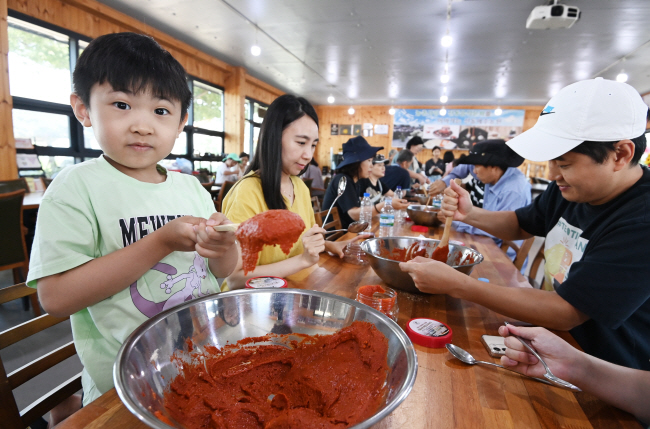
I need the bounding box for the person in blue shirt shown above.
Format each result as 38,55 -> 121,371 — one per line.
383,149 -> 414,191
450,140 -> 531,260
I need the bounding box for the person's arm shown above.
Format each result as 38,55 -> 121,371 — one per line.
499,325 -> 650,424
399,257 -> 588,330
406,168 -> 428,185
442,180 -> 533,241
226,224 -> 326,289
38,215 -> 236,317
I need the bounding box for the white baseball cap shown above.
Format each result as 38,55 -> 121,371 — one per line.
507,78 -> 649,162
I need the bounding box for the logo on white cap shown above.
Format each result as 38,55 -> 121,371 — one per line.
507,78 -> 649,162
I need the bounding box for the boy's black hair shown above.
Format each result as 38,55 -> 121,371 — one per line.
570,133 -> 647,165
73,32 -> 192,121
245,94 -> 319,210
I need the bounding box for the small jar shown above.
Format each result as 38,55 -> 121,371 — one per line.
356,285 -> 398,321
245,276 -> 288,289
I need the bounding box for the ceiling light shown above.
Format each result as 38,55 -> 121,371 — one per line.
348,107 -> 355,115
494,108 -> 503,116
441,34 -> 452,47
440,74 -> 449,84
616,71 -> 628,83
439,108 -> 447,116
440,95 -> 448,104
327,95 -> 335,104
250,45 -> 261,56
388,107 -> 396,115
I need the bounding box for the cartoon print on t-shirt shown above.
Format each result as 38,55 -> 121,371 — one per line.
130,252 -> 209,318
542,217 -> 588,291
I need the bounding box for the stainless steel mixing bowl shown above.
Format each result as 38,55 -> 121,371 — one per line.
406,204 -> 442,227
361,237 -> 484,293
114,289 -> 418,429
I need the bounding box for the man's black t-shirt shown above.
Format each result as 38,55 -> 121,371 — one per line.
357,178 -> 389,204
322,173 -> 361,228
515,166 -> 650,370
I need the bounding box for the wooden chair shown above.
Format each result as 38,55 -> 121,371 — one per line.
0,283 -> 82,428
214,180 -> 236,212
0,190 -> 40,316
527,240 -> 546,289
500,237 -> 535,271
314,207 -> 344,241
0,179 -> 30,194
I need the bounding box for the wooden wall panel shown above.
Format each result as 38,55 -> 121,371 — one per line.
0,0 -> 18,179
224,67 -> 245,155
315,105 -> 544,168
245,75 -> 283,105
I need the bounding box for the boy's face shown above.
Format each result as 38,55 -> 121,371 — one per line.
549,151 -> 618,205
71,83 -> 187,182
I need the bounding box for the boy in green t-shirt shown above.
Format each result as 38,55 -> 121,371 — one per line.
27,32 -> 238,412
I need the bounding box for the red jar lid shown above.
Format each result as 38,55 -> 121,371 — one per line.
245,276 -> 288,289
405,318 -> 453,348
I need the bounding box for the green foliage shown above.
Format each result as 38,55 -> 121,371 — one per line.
8,25 -> 70,70
193,86 -> 223,124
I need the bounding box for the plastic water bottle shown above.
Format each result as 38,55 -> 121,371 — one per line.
379,197 -> 395,237
359,192 -> 373,230
394,186 -> 405,224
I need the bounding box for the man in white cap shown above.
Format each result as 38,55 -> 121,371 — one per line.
400,78 -> 650,371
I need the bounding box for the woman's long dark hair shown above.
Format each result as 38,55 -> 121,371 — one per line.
245,94 -> 319,210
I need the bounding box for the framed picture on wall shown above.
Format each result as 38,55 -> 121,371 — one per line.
330,124 -> 339,135
352,124 -> 362,136
340,125 -> 352,135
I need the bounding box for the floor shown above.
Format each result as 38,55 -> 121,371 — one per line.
0,270 -> 83,424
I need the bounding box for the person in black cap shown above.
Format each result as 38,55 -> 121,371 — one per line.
323,136 -> 409,228
448,140 -> 532,260
357,153 -> 395,204
392,136 -> 429,186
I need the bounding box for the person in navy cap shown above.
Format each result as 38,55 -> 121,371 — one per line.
323,136 -> 408,228
450,139 -> 531,260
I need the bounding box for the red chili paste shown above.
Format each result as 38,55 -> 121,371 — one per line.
163,321 -> 389,429
236,210 -> 305,275
431,244 -> 449,263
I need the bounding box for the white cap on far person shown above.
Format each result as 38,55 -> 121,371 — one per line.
507,78 -> 649,162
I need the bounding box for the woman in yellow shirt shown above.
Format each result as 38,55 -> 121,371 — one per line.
223,95 -> 353,288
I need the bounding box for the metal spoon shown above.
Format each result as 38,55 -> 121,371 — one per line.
322,221 -> 369,235
503,321 -> 581,391
322,176 -> 347,226
445,343 -> 556,387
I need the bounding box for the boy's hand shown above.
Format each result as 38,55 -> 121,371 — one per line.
195,213 -> 237,259
159,216 -> 205,252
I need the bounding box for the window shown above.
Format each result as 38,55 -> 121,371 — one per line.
8,13 -> 95,178
245,98 -> 268,155
8,13 -> 226,177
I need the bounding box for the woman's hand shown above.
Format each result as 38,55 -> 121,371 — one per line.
391,198 -> 410,211
300,224 -> 326,266
194,213 -> 238,259
326,233 -> 373,258
498,325 -> 581,383
441,180 -> 473,221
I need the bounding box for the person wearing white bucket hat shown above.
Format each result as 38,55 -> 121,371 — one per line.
400,78 -> 650,372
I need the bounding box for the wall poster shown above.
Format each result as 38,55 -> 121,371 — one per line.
392,109 -> 526,150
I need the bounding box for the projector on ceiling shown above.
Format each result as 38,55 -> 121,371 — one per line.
526,1 -> 581,30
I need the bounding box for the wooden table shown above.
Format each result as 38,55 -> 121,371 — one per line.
57,221 -> 641,429
22,191 -> 44,210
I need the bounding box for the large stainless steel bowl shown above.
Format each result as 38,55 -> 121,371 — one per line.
407,204 -> 442,227
361,237 -> 484,293
114,289 -> 418,429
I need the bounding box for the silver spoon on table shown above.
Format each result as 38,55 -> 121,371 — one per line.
445,343 -> 557,387
322,175 -> 347,226
503,321 -> 581,391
